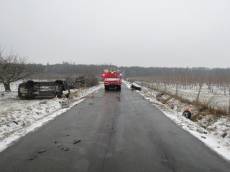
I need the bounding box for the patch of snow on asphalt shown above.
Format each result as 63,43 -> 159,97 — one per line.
0,84 -> 102,152
124,81 -> 230,161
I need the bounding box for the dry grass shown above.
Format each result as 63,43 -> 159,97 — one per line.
145,82 -> 229,118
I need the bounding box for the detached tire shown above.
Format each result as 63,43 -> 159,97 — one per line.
183,111 -> 192,119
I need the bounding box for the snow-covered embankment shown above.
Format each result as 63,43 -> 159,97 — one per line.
0,83 -> 102,152
124,81 -> 230,161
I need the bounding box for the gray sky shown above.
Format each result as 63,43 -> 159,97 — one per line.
0,0 -> 230,67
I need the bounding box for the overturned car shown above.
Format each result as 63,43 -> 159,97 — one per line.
18,80 -> 68,99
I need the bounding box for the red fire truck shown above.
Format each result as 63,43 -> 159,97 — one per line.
101,70 -> 122,91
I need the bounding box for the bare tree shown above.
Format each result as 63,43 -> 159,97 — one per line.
0,51 -> 28,92
196,82 -> 204,103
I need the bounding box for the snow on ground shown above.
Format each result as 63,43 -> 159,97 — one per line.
124,81 -> 230,161
0,82 -> 103,152
149,83 -> 230,112
0,80 -> 23,93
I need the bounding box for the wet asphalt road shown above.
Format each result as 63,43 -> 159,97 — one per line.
0,86 -> 230,172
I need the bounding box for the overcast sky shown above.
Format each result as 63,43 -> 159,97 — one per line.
0,0 -> 230,67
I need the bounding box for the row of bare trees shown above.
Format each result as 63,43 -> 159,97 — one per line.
125,67 -> 230,94
126,67 -> 230,113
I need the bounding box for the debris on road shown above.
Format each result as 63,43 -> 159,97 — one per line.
37,148 -> 47,154
28,155 -> 38,161
73,139 -> 81,145
60,147 -> 70,152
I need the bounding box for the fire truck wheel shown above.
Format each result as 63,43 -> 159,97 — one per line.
105,86 -> 109,91
117,86 -> 121,91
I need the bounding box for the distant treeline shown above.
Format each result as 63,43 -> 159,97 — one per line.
27,64 -> 230,85
122,67 -> 230,86
27,63 -> 118,79
2,46 -> 230,90
23,63 -> 230,88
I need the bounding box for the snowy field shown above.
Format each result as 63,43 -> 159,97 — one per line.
145,82 -> 230,113
124,81 -> 230,161
0,81 -> 103,152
